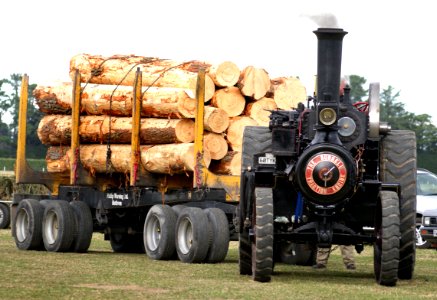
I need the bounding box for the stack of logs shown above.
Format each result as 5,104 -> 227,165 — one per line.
34,54 -> 307,177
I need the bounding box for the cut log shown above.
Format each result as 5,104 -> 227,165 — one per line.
33,82 -> 197,118
245,97 -> 277,126
226,116 -> 258,151
211,87 -> 246,117
238,66 -> 270,100
38,115 -> 195,145
269,77 -> 307,109
208,61 -> 240,87
70,54 -> 215,101
142,143 -> 211,174
203,132 -> 228,160
203,106 -> 229,133
46,143 -> 210,175
209,151 -> 242,176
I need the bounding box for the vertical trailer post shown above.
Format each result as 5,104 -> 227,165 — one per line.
130,68 -> 142,185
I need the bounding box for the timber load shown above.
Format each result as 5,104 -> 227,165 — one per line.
34,54 -> 307,177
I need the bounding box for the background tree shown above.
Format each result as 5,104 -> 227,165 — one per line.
0,74 -> 45,159
348,75 -> 368,103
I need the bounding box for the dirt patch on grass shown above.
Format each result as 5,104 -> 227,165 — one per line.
74,283 -> 168,294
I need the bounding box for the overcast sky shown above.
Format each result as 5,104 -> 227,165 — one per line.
2,0 -> 437,125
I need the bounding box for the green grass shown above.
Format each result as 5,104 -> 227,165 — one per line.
0,157 -> 46,172
1,230 -> 437,299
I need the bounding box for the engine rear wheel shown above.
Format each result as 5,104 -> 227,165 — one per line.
380,130 -> 416,280
374,191 -> 400,287
251,187 -> 274,282
13,199 -> 45,250
239,126 -> 272,275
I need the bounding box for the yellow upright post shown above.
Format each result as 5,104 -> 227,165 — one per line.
70,70 -> 81,185
130,68 -> 142,185
15,74 -> 29,183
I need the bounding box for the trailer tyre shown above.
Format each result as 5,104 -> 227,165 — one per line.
380,130 -> 416,280
204,208 -> 230,263
69,201 -> 93,253
175,207 -> 210,263
374,191 -> 400,287
144,204 -> 177,260
278,242 -> 315,266
42,200 -> 76,252
13,199 -> 45,250
110,231 -> 145,253
0,202 -> 10,229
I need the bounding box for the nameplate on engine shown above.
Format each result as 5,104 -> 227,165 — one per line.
258,154 -> 276,165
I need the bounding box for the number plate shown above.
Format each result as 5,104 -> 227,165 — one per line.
433,229 -> 437,237
258,155 -> 276,165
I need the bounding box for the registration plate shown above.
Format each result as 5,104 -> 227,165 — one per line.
258,154 -> 276,165
433,229 -> 437,237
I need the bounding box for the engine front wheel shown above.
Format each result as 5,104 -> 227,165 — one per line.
374,191 -> 400,287
251,187 -> 274,282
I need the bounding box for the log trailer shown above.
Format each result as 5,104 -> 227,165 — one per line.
238,27 -> 417,286
11,68 -> 239,263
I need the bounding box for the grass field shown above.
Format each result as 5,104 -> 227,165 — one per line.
1,230 -> 437,299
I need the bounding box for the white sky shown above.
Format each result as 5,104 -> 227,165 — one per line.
1,0 -> 437,125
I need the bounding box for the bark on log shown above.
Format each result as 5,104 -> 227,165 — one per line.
238,66 -> 270,100
203,132 -> 228,160
33,82 -> 197,118
211,86 -> 246,117
203,106 -> 229,133
46,143 -> 210,175
38,115 -> 195,145
226,116 -> 258,151
245,97 -> 277,126
268,77 -> 307,109
208,61 -> 240,87
69,54 -> 215,101
209,151 -> 241,176
142,143 -> 211,174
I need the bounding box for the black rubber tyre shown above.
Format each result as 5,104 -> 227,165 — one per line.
278,242 -> 315,266
241,126 -> 272,172
204,208 -> 230,263
0,202 -> 10,229
69,201 -> 93,253
239,126 -> 272,275
251,187 -> 274,282
171,205 -> 187,217
13,199 -> 45,250
42,200 -> 76,252
175,207 -> 210,263
144,204 -> 177,260
374,191 -> 400,287
380,130 -> 416,280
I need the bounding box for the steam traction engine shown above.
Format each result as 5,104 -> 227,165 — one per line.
238,27 -> 416,286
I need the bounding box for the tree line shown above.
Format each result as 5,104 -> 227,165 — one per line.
0,74 -> 436,171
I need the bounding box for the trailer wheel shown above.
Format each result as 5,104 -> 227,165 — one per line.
175,207 -> 210,263
42,200 -> 76,252
380,130 -> 416,280
144,204 -> 177,260
0,202 -> 10,229
251,187 -> 274,282
204,208 -> 230,263
374,191 -> 400,287
171,205 -> 187,216
13,199 -> 45,250
69,201 -> 93,253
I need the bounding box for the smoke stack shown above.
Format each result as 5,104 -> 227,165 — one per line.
314,28 -> 347,103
